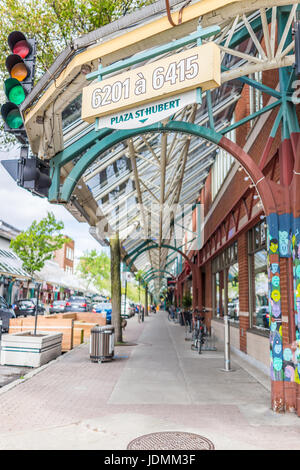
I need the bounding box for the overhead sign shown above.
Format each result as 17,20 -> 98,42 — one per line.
82,42 -> 220,124
96,89 -> 197,130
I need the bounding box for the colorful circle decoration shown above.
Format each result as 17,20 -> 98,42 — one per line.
270,239 -> 279,254
274,342 -> 282,356
283,348 -> 293,362
272,302 -> 281,318
284,365 -> 295,382
271,289 -> 281,302
271,275 -> 280,287
273,357 -> 283,371
271,263 -> 279,274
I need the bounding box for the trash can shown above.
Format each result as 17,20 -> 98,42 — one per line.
90,325 -> 115,363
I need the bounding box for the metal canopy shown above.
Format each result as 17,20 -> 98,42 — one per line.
20,0 -> 298,295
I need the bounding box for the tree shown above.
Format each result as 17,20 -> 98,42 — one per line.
110,232 -> 122,343
122,280 -> 144,304
0,0 -> 153,79
135,269 -> 146,304
0,0 -> 153,146
10,212 -> 70,276
77,249 -> 110,292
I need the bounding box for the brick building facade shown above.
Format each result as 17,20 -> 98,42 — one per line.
53,236 -> 75,275
175,67 -> 300,413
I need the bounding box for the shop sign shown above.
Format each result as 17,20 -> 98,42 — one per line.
82,42 -> 220,124
96,89 -> 196,130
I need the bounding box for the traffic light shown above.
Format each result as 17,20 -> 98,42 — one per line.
1,147 -> 52,198
1,31 -> 36,143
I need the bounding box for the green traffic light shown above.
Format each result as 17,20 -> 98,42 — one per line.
6,108 -> 23,129
8,83 -> 25,105
4,77 -> 26,105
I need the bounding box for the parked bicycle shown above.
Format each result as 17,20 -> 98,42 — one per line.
191,309 -> 208,354
182,309 -> 192,336
167,306 -> 179,323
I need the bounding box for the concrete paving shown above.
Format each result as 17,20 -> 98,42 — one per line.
0,311 -> 300,450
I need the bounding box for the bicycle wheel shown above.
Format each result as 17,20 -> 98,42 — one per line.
191,331 -> 199,351
191,328 -> 197,343
198,333 -> 202,354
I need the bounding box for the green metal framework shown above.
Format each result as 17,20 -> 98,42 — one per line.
43,3 -> 300,296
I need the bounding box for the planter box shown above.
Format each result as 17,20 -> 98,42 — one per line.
0,331 -> 63,368
9,317 -> 74,351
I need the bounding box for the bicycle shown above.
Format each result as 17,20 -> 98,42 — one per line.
182,309 -> 192,339
191,309 -> 207,354
168,306 -> 179,323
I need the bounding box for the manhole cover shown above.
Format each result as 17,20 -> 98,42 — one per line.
127,432 -> 215,450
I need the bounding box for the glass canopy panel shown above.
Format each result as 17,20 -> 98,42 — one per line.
60,11 -> 269,293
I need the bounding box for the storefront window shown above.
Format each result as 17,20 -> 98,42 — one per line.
249,221 -> 269,331
213,242 -> 239,322
228,263 -> 239,322
215,271 -> 225,318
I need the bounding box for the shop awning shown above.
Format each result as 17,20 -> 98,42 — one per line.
0,249 -> 31,280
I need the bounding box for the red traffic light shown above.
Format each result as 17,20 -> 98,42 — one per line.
8,31 -> 31,58
2,31 -> 36,144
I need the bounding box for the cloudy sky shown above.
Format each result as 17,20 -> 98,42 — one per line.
0,147 -> 107,260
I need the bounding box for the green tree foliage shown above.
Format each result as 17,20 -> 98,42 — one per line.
0,0 -> 153,146
76,250 -> 146,302
0,0 -> 153,80
77,249 -> 110,292
10,212 -> 70,276
134,269 -> 146,303
123,279 -> 145,304
182,293 -> 192,309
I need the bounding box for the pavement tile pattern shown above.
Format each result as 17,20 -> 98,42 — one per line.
0,312 -> 300,450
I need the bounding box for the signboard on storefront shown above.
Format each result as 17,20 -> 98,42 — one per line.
81,42 -> 220,124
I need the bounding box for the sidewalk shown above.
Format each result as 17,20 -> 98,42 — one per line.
0,311 -> 300,450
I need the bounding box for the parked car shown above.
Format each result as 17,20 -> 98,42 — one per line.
0,296 -> 15,332
65,296 -> 91,312
121,301 -> 135,319
256,306 -> 270,328
49,300 -> 66,314
13,299 -> 45,317
31,298 -> 46,314
92,302 -> 112,324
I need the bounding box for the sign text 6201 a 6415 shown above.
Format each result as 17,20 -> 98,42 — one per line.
81,42 -> 220,124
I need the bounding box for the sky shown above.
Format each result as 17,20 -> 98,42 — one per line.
0,147 -> 107,261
